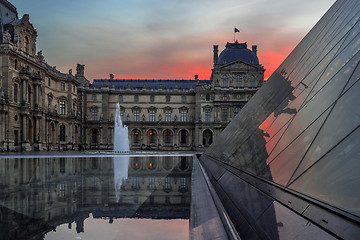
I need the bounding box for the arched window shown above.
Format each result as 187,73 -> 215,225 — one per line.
147,157 -> 157,170
133,129 -> 140,144
148,129 -> 157,145
179,156 -> 189,170
132,157 -> 141,170
163,129 -> 173,145
179,130 -> 188,145
203,129 -> 213,147
91,128 -> 97,144
60,125 -> 66,141
163,156 -> 173,170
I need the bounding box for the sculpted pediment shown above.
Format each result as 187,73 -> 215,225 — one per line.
219,60 -> 260,71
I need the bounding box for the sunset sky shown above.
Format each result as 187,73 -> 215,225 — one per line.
11,0 -> 335,81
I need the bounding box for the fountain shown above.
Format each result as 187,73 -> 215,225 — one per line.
113,102 -> 130,202
114,102 -> 130,152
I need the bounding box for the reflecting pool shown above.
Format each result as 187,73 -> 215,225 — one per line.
0,155 -> 192,240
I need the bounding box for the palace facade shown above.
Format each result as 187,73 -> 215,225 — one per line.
0,0 -> 265,151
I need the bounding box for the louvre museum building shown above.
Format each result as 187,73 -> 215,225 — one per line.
0,0 -> 264,151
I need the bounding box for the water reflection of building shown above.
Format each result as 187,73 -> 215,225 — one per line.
0,156 -> 192,239
0,0 -> 264,151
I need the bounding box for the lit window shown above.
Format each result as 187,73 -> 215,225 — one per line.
149,110 -> 155,121
133,130 -> 140,144
205,109 -> 211,122
181,110 -> 187,122
149,130 -> 156,144
59,101 -> 66,115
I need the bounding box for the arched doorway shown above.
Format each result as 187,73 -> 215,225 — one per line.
163,129 -> 173,145
179,129 -> 188,146
147,129 -> 157,146
203,129 -> 213,147
132,129 -> 141,145
90,128 -> 98,147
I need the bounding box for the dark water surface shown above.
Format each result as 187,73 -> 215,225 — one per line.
0,155 -> 192,240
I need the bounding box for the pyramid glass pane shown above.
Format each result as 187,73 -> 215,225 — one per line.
204,0 -> 360,218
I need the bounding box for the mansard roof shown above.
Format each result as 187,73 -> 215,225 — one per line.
91,79 -> 210,89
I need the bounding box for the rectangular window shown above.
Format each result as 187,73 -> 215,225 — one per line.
61,82 -> 65,91
249,77 -> 256,88
221,77 -> 229,87
149,177 -> 155,189
134,95 -> 139,102
205,109 -> 211,122
91,109 -> 98,120
165,110 -> 171,121
235,75 -> 242,87
134,110 -> 139,121
92,94 -> 97,101
59,101 -> 66,115
181,95 -> 186,103
166,95 -> 171,102
181,110 -> 187,122
221,108 -> 228,122
48,78 -> 51,87
119,95 -> 123,102
150,95 -> 155,102
149,110 -> 155,121
68,84 -> 71,91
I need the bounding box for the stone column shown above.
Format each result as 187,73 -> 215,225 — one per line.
22,115 -> 27,142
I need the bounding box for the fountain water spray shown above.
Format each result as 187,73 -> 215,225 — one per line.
113,102 -> 130,202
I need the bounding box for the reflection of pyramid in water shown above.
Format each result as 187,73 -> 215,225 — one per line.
201,0 -> 360,238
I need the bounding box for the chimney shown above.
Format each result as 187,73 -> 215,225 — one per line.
110,74 -> 114,80
252,45 -> 257,55
213,45 -> 218,66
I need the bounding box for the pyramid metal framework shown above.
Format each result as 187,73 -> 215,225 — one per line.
201,0 -> 360,238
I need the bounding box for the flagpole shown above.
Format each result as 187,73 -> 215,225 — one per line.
234,26 -> 235,42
